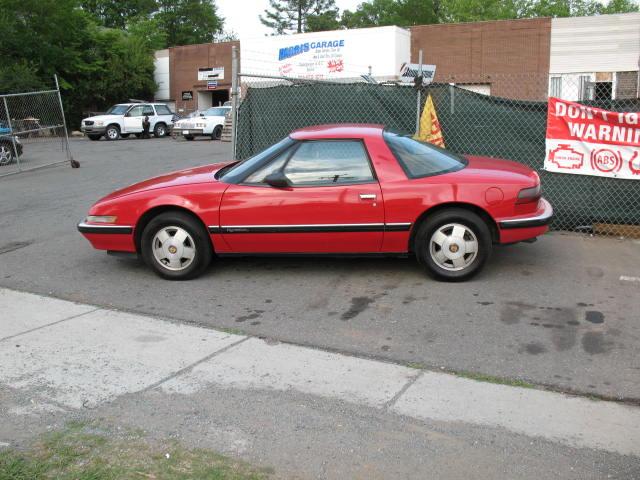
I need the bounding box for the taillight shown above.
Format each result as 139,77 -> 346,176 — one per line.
516,184 -> 541,204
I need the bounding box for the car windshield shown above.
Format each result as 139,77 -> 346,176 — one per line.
203,107 -> 229,116
105,105 -> 130,115
218,137 -> 295,183
383,130 -> 467,178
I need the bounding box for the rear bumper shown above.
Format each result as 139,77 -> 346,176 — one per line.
498,198 -> 553,229
497,198 -> 553,244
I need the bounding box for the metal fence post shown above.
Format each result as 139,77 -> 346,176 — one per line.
415,50 -> 423,136
3,96 -> 21,172
449,82 -> 455,115
231,45 -> 239,160
54,75 -> 78,168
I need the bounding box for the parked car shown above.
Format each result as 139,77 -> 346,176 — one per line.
77,124 -> 553,281
173,106 -> 231,140
80,103 -> 174,141
0,121 -> 23,166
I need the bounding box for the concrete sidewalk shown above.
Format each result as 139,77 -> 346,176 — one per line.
1,287 -> 639,478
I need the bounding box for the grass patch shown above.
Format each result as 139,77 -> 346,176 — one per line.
405,362 -> 426,370
0,422 -> 271,480
455,371 -> 535,389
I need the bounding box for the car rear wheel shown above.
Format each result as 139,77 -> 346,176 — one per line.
0,142 -> 15,165
87,134 -> 101,141
154,123 -> 167,138
414,208 -> 492,282
105,125 -> 120,141
141,211 -> 212,280
211,125 -> 222,140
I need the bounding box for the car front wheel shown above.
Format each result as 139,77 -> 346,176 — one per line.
141,211 -> 212,280
105,125 -> 120,141
0,142 -> 15,165
414,208 -> 492,282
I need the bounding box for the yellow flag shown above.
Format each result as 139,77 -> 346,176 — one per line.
414,94 -> 445,148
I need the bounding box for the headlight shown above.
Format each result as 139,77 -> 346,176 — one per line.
86,215 -> 118,223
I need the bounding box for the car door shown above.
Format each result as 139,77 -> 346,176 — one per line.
219,140 -> 384,253
123,105 -> 144,133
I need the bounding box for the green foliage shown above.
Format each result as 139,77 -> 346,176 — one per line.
155,0 -> 224,47
80,0 -> 157,29
341,0 -> 639,27
0,0 -> 157,126
260,0 -> 339,34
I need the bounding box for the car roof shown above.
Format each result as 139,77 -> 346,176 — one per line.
290,124 -> 385,140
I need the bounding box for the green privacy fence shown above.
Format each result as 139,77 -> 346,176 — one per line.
236,78 -> 640,233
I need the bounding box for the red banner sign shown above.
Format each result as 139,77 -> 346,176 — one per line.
544,97 -> 640,179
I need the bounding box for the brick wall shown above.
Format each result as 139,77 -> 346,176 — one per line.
410,18 -> 552,101
616,71 -> 639,99
169,41 -> 239,113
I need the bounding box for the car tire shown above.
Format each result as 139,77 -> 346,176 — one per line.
0,141 -> 15,166
105,124 -> 120,141
184,135 -> 195,141
211,125 -> 222,140
153,123 -> 168,138
414,208 -> 492,282
87,134 -> 101,141
141,211 -> 212,280
120,133 -> 130,138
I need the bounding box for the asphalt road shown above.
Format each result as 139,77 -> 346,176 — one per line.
1,136 -> 639,400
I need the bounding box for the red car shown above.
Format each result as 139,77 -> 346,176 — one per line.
78,124 -> 552,281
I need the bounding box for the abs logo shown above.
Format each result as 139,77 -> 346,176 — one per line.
590,148 -> 622,173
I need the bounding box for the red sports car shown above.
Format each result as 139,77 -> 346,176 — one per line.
78,124 -> 552,281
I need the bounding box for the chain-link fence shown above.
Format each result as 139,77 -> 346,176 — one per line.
233,72 -> 640,236
0,78 -> 74,177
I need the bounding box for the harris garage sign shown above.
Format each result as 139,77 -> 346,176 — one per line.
545,97 -> 640,180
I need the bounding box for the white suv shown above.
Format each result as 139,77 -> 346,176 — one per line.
173,106 -> 231,140
81,103 -> 174,141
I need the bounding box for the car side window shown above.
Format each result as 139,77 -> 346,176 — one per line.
155,105 -> 172,115
283,141 -> 374,186
128,106 -> 144,117
142,105 -> 155,116
243,150 -> 291,184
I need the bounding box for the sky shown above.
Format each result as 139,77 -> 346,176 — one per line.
216,0 -> 364,40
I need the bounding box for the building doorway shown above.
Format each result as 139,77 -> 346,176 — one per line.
196,89 -> 230,110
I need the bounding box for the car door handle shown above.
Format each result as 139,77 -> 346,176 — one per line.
359,194 -> 377,200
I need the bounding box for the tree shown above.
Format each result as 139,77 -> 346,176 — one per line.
155,0 -> 224,46
341,0 -> 439,28
80,0 -> 157,29
260,0 -> 339,34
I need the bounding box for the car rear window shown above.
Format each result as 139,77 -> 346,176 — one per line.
383,131 -> 466,178
155,105 -> 173,115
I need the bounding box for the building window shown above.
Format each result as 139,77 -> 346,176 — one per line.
550,77 -> 562,98
579,75 -> 593,101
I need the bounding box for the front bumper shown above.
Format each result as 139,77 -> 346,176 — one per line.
78,222 -> 136,252
177,128 -> 205,136
81,125 -> 107,135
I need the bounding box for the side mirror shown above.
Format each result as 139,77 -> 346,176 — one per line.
264,171 -> 291,188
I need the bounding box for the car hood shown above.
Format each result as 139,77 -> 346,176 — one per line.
98,162 -> 232,202
461,155 -> 539,184
83,114 -> 121,123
